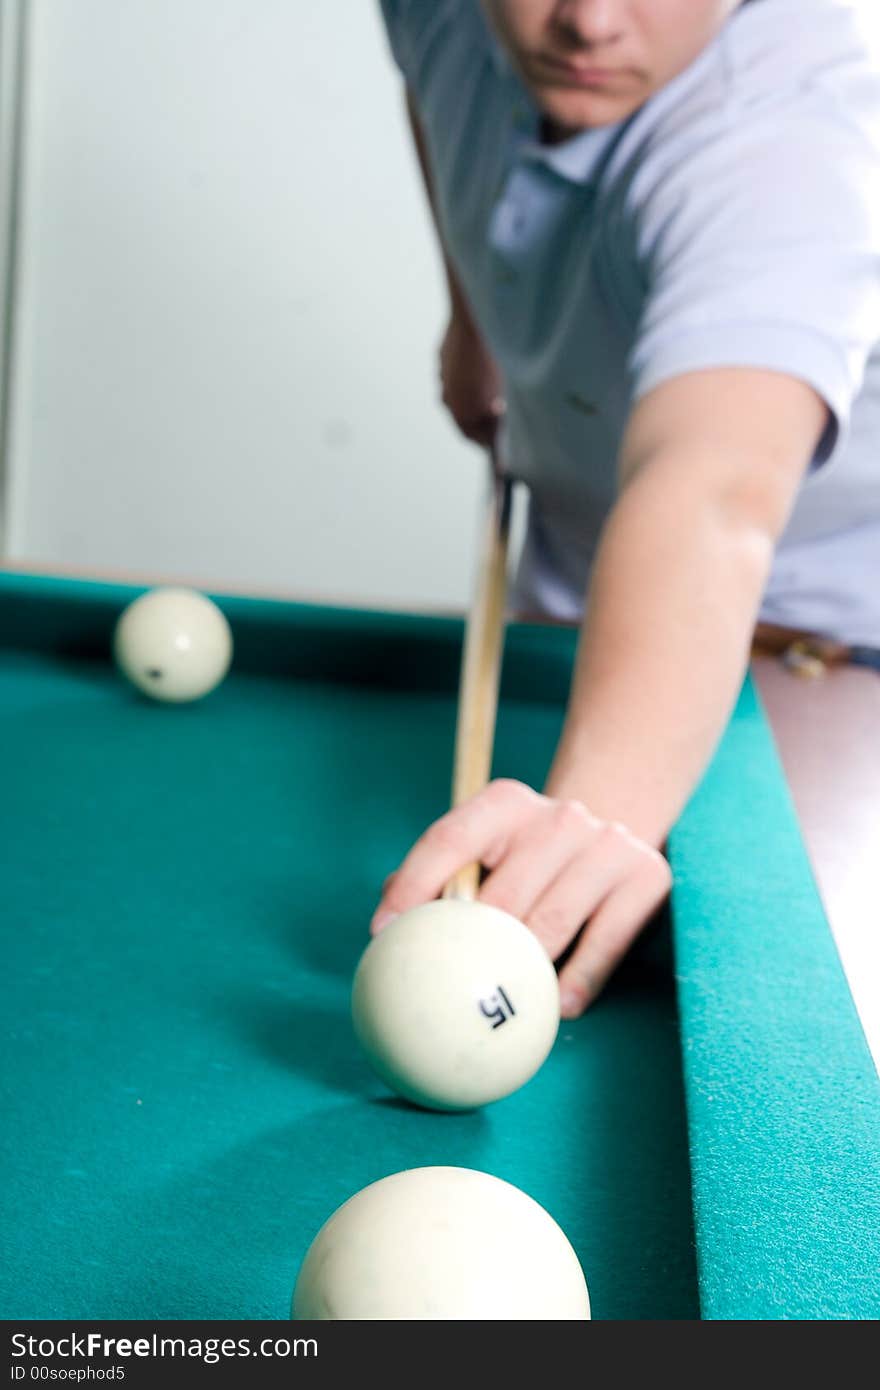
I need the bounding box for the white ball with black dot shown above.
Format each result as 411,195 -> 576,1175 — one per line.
113,587 -> 233,702
292,1166 -> 591,1320
351,898 -> 560,1110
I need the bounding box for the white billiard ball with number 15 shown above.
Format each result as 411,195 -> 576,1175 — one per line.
351,898 -> 560,1110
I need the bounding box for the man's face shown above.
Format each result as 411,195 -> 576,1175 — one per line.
482,0 -> 742,134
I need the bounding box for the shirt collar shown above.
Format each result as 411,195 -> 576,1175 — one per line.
523,121 -> 626,183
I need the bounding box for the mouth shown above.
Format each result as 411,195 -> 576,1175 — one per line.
535,56 -> 634,90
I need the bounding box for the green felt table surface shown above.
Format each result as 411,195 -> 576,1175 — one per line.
1,573 -> 878,1321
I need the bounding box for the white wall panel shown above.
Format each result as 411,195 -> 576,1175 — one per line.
4,0 -> 489,609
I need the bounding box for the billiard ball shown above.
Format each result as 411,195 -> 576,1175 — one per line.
291,1166 -> 591,1320
113,587 -> 233,702
351,898 -> 560,1110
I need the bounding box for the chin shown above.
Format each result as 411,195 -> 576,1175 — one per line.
534,88 -> 641,133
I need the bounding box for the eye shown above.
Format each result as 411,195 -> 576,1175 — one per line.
145,668 -> 164,680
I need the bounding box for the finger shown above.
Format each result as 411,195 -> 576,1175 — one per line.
459,404 -> 505,447
478,799 -> 601,924
557,856 -> 672,1017
462,416 -> 500,447
370,780 -> 540,932
522,823 -> 638,961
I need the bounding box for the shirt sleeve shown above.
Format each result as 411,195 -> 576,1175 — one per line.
377,0 -> 414,79
629,97 -> 880,465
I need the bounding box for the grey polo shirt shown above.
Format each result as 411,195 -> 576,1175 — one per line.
380,0 -> 880,644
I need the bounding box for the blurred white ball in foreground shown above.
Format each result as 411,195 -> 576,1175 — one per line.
292,1166 -> 591,1320
113,587 -> 232,702
351,898 -> 560,1110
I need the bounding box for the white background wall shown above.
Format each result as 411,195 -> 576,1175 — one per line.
1,0 -> 493,610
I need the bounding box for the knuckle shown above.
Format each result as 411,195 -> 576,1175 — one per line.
480,883 -> 519,918
552,798 -> 590,834
481,835 -> 509,870
529,900 -> 575,946
424,817 -> 468,855
600,819 -> 630,846
488,777 -> 530,805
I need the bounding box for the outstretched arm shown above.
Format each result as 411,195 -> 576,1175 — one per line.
544,367 -> 827,843
372,366 -> 827,1015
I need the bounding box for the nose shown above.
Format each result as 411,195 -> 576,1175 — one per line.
552,0 -> 626,49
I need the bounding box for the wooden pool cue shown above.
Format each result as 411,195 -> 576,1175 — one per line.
442,452 -> 513,902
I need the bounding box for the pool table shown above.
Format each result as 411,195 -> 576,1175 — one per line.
1,570 -> 878,1321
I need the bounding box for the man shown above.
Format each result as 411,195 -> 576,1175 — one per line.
369,0 -> 880,1017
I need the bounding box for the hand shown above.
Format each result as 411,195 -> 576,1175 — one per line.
439,312 -> 505,447
370,779 -> 672,1018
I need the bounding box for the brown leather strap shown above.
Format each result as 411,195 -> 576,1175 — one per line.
751,622 -> 852,678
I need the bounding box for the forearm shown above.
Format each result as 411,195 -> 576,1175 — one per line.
544,455 -> 775,846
